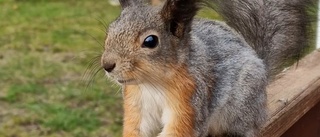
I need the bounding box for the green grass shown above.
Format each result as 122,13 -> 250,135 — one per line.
0,0 -> 123,136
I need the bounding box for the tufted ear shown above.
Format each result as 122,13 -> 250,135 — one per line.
160,0 -> 199,38
119,0 -> 144,9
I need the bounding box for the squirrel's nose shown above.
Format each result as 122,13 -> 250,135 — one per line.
103,63 -> 116,73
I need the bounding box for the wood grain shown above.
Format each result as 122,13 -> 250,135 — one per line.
260,50 -> 320,137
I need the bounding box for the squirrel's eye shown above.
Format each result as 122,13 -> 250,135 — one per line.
142,35 -> 158,48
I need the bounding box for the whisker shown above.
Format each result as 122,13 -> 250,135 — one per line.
82,55 -> 102,81
105,75 -> 122,95
82,57 -> 103,91
84,66 -> 103,92
85,32 -> 105,50
94,17 -> 108,33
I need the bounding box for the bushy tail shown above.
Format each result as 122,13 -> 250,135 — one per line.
209,0 -> 314,76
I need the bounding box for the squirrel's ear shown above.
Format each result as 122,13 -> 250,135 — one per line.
119,0 -> 143,9
160,0 -> 199,38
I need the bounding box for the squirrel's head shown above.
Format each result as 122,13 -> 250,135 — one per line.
101,0 -> 198,85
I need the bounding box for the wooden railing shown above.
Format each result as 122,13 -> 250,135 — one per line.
260,50 -> 320,137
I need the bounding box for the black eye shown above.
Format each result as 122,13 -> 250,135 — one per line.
142,35 -> 158,48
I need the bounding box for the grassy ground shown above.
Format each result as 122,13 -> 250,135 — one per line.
0,0 -> 123,136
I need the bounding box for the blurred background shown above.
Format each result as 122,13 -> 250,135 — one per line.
0,0 -> 123,136
0,0 -> 316,137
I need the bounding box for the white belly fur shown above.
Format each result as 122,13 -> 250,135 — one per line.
138,84 -> 171,137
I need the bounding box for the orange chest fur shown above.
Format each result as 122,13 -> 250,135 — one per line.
123,68 -> 197,137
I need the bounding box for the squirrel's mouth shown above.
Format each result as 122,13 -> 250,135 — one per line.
117,79 -> 136,84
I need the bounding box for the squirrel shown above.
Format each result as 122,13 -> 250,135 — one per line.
101,0 -> 313,136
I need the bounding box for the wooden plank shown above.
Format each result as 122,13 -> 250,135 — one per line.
281,102 -> 320,137
260,50 -> 320,137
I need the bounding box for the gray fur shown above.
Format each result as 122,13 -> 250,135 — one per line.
209,0 -> 313,76
101,0 -> 312,136
189,19 -> 267,137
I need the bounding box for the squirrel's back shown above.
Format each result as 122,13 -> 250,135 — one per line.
189,19 -> 267,136
186,0 -> 314,135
